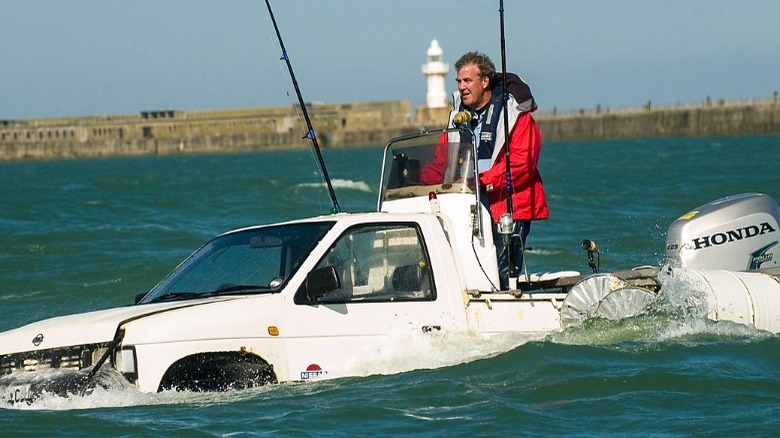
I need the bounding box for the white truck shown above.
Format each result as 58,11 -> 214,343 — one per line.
2,129 -> 779,405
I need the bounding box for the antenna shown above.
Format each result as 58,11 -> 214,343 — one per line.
264,0 -> 341,213
498,0 -> 517,281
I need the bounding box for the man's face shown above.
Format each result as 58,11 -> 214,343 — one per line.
456,63 -> 490,110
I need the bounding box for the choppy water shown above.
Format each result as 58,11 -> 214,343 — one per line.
1,135 -> 779,435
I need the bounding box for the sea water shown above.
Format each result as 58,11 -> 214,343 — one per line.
1,135 -> 779,435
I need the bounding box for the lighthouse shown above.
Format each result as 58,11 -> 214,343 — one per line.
421,39 -> 449,108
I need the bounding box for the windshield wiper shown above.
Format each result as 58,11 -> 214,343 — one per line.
145,285 -> 274,304
208,284 -> 272,296
146,292 -> 209,304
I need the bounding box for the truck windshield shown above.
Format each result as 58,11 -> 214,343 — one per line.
140,222 -> 335,304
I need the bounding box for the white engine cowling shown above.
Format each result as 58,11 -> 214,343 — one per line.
664,193 -> 780,272
662,193 -> 780,333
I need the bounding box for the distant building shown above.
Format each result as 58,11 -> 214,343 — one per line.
422,39 -> 449,109
415,39 -> 452,127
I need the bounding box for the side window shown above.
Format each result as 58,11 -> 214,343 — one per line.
311,224 -> 435,304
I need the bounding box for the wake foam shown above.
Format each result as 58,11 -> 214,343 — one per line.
1,330 -> 536,411
331,329 -> 541,379
550,265 -> 773,346
295,179 -> 372,192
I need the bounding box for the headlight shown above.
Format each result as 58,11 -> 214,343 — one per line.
115,346 -> 137,376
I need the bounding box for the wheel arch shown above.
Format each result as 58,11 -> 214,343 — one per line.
157,350 -> 277,392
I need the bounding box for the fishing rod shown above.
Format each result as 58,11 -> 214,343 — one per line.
264,0 -> 341,214
496,0 -> 519,284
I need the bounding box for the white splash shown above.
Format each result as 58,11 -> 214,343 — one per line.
550,264 -> 773,346
295,179 -> 372,193
333,329 -> 541,379
1,330 -> 536,411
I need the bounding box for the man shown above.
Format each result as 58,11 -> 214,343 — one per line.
437,51 -> 549,290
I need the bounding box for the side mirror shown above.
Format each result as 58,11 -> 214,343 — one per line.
305,266 -> 341,303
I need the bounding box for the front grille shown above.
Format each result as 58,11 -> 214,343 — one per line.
0,344 -> 110,375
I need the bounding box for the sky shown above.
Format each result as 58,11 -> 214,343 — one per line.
1,0 -> 778,120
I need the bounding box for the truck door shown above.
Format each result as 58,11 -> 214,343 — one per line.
284,222 -> 447,380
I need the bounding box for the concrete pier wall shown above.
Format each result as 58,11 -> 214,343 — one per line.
536,98 -> 779,141
1,97 -> 777,161
0,101 -> 412,161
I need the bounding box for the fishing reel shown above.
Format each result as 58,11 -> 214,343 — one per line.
497,213 -> 515,244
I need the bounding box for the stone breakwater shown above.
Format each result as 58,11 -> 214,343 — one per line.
536,97 -> 779,141
1,97 -> 778,161
0,101 -> 413,161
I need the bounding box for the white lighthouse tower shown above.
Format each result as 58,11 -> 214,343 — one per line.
421,39 -> 449,108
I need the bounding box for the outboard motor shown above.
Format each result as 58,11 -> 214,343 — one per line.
561,193 -> 780,333
662,193 -> 780,333
664,193 -> 780,272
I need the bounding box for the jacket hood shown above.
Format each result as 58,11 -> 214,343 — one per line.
490,71 -> 537,113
